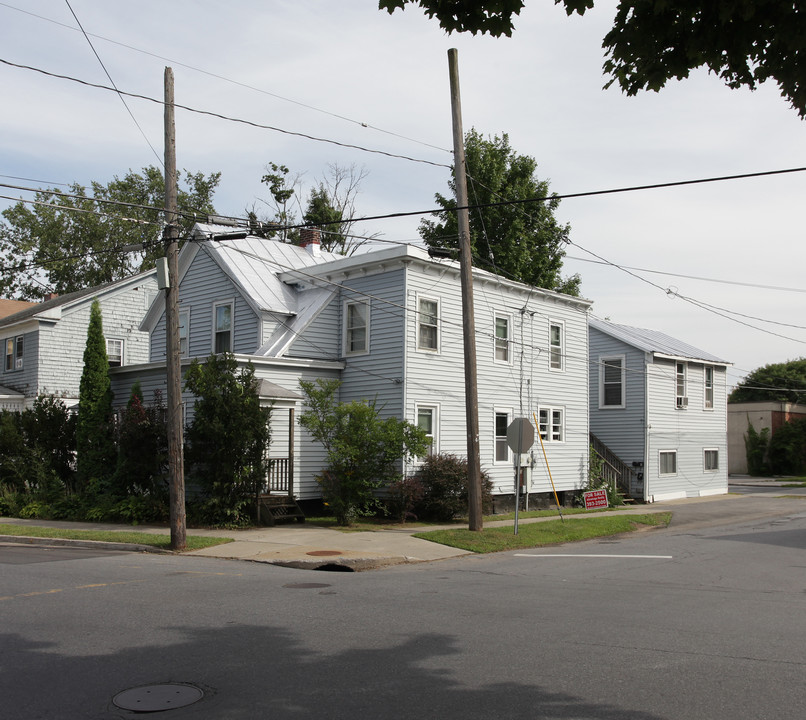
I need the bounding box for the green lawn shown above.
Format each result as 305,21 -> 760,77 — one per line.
0,523 -> 233,551
414,513 -> 672,553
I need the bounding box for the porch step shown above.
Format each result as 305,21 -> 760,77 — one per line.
258,495 -> 305,526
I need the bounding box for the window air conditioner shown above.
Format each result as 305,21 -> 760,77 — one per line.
676,397 -> 688,408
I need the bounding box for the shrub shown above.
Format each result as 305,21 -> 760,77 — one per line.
768,417 -> 806,476
414,453 -> 493,522
387,476 -> 426,523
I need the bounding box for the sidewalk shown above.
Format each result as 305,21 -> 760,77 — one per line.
0,488 -> 799,570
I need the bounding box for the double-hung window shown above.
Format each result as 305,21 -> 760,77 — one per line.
5,336 -> 23,371
704,448 -> 719,472
417,297 -> 439,352
494,314 -> 510,362
344,300 -> 369,355
549,321 -> 563,370
416,405 -> 439,456
676,362 -> 688,408
600,356 -> 625,408
704,366 -> 714,409
659,450 -> 677,475
106,339 -> 123,367
494,411 -> 510,462
213,301 -> 233,353
538,407 -> 564,442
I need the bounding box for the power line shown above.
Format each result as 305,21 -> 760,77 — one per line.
565,255 -> 806,294
63,0 -> 163,168
0,173 -> 71,187
0,58 -> 451,170
0,0 -> 451,156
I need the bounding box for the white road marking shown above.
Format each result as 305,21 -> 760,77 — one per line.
514,554 -> 673,559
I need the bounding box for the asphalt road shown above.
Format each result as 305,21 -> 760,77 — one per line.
2,492 -> 806,719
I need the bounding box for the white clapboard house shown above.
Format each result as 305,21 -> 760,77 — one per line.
110,224 -> 593,514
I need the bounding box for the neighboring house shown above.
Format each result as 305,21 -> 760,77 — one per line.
111,224 -> 593,507
727,401 -> 806,474
588,317 -> 730,502
0,271 -> 158,410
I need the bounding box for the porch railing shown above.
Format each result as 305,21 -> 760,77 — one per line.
263,456 -> 293,496
589,432 -> 634,498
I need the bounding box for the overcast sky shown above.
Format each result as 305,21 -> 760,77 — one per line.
2,0 -> 805,390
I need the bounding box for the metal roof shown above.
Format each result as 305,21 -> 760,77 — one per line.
589,316 -> 730,364
194,224 -> 341,315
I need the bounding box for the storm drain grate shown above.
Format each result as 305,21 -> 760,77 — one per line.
112,683 -> 203,712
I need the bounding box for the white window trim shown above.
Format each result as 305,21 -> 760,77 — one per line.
415,403 -> 440,458
4,335 -> 23,372
703,448 -> 719,472
179,309 -> 190,358
599,355 -> 626,409
548,319 -> 565,372
659,449 -> 678,476
676,361 -> 688,409
106,337 -> 124,367
494,312 -> 512,364
343,299 -> 370,356
212,299 -> 234,354
704,366 -> 714,411
537,406 -> 565,443
494,409 -> 512,465
416,294 -> 440,353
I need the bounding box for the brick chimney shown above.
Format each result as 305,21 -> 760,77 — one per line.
299,227 -> 321,257
44,292 -> 59,301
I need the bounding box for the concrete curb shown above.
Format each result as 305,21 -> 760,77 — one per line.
0,534 -> 170,554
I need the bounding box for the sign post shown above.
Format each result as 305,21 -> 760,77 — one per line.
506,418 -> 534,535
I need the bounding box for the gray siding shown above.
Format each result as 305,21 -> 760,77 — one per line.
337,268 -> 407,418
151,248 -> 260,361
0,328 -> 37,399
285,300 -> 340,360
3,278 -> 154,405
588,327 -> 648,469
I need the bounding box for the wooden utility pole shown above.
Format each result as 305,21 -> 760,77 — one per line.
164,67 -> 186,551
448,49 -> 483,531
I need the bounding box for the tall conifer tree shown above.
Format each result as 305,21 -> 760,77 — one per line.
76,299 -> 115,491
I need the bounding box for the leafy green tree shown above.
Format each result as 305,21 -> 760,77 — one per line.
298,378 -> 429,525
380,1 -> 806,117
745,421 -> 770,476
0,166 -> 220,299
729,359 -> 806,404
76,299 -> 116,492
184,354 -> 271,526
421,129 -> 579,294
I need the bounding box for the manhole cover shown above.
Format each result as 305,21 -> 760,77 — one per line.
306,550 -> 343,556
112,683 -> 203,712
283,582 -> 332,589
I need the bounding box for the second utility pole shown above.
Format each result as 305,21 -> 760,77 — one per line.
448,49 -> 483,531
